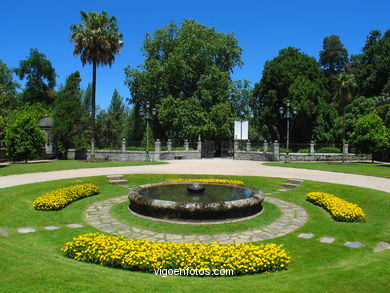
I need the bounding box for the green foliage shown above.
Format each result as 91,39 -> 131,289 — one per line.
253,47 -> 332,143
317,146 -> 341,153
350,29 -> 390,97
319,35 -> 349,76
332,96 -> 376,141
333,72 -> 357,111
125,19 -> 241,140
53,71 -> 87,156
230,79 -> 253,120
5,111 -> 46,162
141,126 -> 154,149
351,112 -> 389,158
107,90 -> 127,148
15,49 -> 56,106
70,10 -> 124,147
298,148 -> 310,153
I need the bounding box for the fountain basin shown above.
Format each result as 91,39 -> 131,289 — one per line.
128,182 -> 265,221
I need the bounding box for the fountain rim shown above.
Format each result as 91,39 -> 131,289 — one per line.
128,181 -> 265,207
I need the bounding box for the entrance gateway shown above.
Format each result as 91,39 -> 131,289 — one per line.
201,140 -> 233,159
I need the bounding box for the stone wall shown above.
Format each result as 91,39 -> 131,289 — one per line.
160,151 -> 201,160
67,149 -> 154,161
233,151 -> 371,162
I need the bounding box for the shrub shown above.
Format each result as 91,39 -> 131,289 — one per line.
298,148 -> 310,153
33,183 -> 100,210
62,233 -> 291,276
279,148 -> 292,153
317,147 -> 341,153
165,178 -> 244,185
306,192 -> 365,222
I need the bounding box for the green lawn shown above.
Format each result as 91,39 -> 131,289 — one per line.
0,174 -> 389,292
0,160 -> 166,176
264,162 -> 390,178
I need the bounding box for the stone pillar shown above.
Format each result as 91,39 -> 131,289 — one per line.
273,140 -> 279,156
246,140 -> 251,152
167,139 -> 172,151
197,136 -> 202,152
310,141 -> 315,155
122,138 -> 126,153
343,141 -> 349,155
91,138 -> 95,159
263,140 -> 268,153
184,139 -> 189,151
154,139 -> 161,161
234,139 -> 239,152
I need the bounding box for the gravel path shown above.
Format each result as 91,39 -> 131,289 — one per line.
0,160 -> 389,192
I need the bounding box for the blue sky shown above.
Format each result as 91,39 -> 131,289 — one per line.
1,0 -> 389,110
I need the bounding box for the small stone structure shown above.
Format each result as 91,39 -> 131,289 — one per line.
38,116 -> 55,157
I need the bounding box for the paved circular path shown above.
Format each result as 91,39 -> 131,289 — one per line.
1,160 -> 389,192
85,194 -> 308,244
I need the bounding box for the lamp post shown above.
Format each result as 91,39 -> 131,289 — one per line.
279,99 -> 298,163
139,101 -> 156,162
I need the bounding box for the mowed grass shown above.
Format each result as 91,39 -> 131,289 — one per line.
0,174 -> 389,292
264,161 -> 390,178
0,160 -> 166,176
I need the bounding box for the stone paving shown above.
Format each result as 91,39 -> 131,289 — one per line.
84,195 -> 308,244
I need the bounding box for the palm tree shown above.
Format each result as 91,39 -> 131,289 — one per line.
333,72 -> 357,161
70,11 -> 123,156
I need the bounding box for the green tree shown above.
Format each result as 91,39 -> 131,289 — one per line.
107,89 -> 127,148
0,61 -> 19,139
253,47 -> 331,143
230,79 -> 253,120
332,96 -> 376,141
333,72 -> 357,110
351,112 -> 389,162
70,10 -> 124,152
15,49 -> 56,106
125,19 -> 241,141
52,71 -> 85,157
5,112 -> 46,163
96,109 -> 110,148
350,29 -> 390,97
319,35 -> 349,77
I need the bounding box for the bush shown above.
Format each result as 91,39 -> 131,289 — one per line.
297,148 -> 310,153
306,192 -> 365,222
62,233 -> 291,276
279,148 -> 292,153
317,147 -> 341,153
33,183 -> 100,210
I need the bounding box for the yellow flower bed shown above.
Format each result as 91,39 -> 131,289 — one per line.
33,183 -> 100,211
165,178 -> 244,185
306,192 -> 365,222
62,233 -> 290,276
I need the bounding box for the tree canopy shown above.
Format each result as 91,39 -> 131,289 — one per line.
319,35 -> 349,77
15,49 -> 56,106
125,19 -> 242,141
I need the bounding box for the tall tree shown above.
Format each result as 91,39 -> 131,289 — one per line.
253,47 -> 332,143
52,71 -> 84,157
15,49 -> 56,106
107,89 -> 127,148
125,19 -> 242,141
350,29 -> 390,97
333,72 -> 357,111
70,11 -> 123,153
0,61 -> 19,139
230,79 -> 253,120
319,35 -> 349,77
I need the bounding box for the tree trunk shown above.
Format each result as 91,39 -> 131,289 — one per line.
91,61 -> 97,159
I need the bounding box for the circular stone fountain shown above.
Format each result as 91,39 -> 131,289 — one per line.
128,182 -> 265,222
